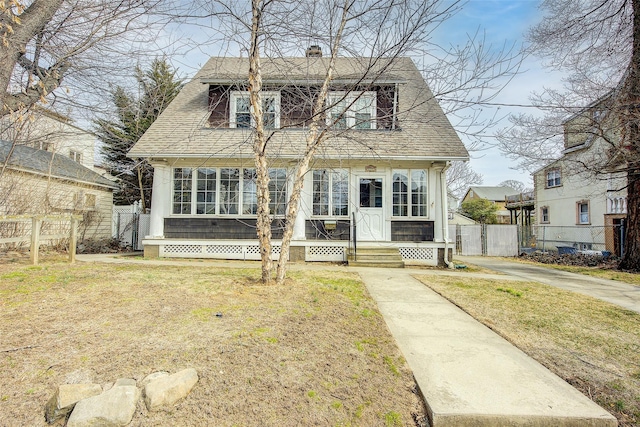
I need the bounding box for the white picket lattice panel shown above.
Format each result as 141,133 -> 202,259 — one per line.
306,246 -> 346,262
164,244 -> 202,255
206,245 -> 243,254
399,247 -> 434,260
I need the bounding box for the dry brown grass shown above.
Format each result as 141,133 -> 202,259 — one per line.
416,273 -> 640,426
0,258 -> 426,427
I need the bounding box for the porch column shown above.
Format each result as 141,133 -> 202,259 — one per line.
148,162 -> 171,238
433,166 -> 446,242
292,174 -> 310,240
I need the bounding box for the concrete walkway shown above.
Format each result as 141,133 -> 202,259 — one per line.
358,268 -> 616,427
75,254 -> 617,426
456,255 -> 640,314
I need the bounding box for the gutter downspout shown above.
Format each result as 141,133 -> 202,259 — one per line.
441,162 -> 453,269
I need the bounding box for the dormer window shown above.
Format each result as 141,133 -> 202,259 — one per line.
229,91 -> 280,129
327,91 -> 376,130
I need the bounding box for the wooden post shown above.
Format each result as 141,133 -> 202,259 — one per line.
30,217 -> 41,265
69,216 -> 78,264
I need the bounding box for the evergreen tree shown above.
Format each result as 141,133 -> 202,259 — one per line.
95,58 -> 183,210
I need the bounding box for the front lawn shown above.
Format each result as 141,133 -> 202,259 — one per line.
0,259 -> 426,426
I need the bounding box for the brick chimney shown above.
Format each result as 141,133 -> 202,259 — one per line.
306,45 -> 322,57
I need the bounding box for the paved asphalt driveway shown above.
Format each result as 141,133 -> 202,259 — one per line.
456,256 -> 640,314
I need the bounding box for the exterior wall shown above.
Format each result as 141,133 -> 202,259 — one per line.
534,137 -> 627,251
0,168 -> 114,240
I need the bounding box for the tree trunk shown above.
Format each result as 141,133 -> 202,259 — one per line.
620,0 -> 640,271
249,0 -> 272,283
136,162 -> 146,212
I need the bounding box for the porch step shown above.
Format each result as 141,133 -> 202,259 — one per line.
347,247 -> 405,268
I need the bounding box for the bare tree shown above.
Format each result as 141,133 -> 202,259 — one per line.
0,0 -> 168,118
498,0 -> 640,271
446,161 -> 483,200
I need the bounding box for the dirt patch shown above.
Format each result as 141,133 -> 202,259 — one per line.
519,251 -> 619,268
0,259 -> 427,426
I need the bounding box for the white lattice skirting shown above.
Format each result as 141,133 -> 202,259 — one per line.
306,245 -> 346,262
399,247 -> 435,261
160,243 -> 281,260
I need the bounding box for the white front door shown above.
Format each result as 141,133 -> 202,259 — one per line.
356,176 -> 385,241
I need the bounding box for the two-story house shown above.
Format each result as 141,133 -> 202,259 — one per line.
533,97 -> 627,255
128,53 -> 469,266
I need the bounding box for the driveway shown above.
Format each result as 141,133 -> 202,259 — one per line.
456,255 -> 640,314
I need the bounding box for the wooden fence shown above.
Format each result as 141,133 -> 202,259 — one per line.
0,215 -> 82,265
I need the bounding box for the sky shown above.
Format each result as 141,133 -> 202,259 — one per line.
430,0 -> 562,187
151,0 -> 562,189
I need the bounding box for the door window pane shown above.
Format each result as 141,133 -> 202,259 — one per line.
360,178 -> 382,208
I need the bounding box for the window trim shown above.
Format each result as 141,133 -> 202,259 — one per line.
392,169 -> 429,218
540,206 -> 549,224
69,150 -> 82,163
576,200 -> 590,225
172,167 -> 288,217
229,91 -> 281,129
327,91 -> 377,130
311,169 -> 349,217
546,168 -> 561,188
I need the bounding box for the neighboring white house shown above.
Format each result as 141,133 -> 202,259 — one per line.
0,108 -> 98,172
533,98 -> 627,254
128,53 -> 469,266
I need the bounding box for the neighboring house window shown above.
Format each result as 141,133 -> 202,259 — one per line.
173,167 -> 287,216
327,91 -> 376,130
70,150 -> 82,163
312,169 -> 349,216
229,91 -> 280,129
392,169 -> 428,217
546,169 -> 561,188
173,168 -> 193,214
540,206 -> 549,223
577,201 -> 590,224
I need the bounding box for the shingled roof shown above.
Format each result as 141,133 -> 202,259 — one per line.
0,140 -> 117,189
129,56 -> 468,161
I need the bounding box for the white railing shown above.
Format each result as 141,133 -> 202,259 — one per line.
606,197 -> 627,214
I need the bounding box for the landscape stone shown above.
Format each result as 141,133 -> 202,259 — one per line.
143,368 -> 198,411
45,383 -> 102,424
140,371 -> 169,388
66,379 -> 140,427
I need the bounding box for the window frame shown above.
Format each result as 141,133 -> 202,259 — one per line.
69,150 -> 82,163
229,91 -> 281,129
546,168 -> 561,188
392,169 -> 429,218
327,91 -> 377,130
172,166 -> 287,217
540,206 -> 549,224
577,201 -> 590,225
312,169 -> 349,217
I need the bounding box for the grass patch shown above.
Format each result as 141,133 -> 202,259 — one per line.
0,260 -> 426,426
416,273 -> 640,426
